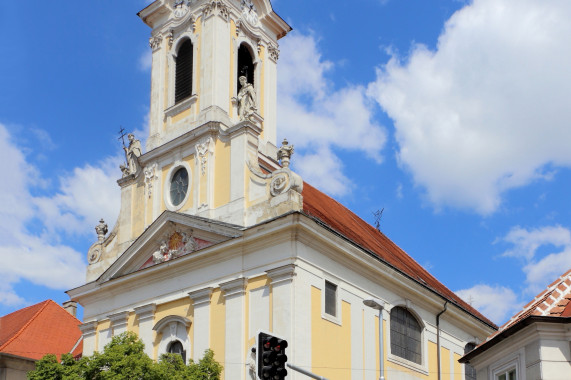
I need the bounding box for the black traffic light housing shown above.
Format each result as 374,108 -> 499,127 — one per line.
257,332 -> 288,379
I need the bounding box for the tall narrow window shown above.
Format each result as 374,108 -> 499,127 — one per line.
175,39 -> 193,103
325,280 -> 337,317
390,307 -> 422,364
237,44 -> 254,92
464,343 -> 477,380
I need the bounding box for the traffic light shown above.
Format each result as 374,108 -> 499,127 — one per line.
257,332 -> 288,379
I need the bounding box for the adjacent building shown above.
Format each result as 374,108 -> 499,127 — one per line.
460,269 -> 571,380
67,1 -> 498,379
0,300 -> 82,380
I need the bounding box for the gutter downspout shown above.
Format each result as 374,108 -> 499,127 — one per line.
436,301 -> 448,380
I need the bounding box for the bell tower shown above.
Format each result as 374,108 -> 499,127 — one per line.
139,0 -> 289,152
85,0 -> 302,281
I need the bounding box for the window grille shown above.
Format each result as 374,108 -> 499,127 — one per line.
390,306 -> 422,364
325,281 -> 337,317
167,340 -> 186,363
464,343 -> 477,380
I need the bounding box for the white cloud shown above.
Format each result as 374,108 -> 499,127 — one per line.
0,123 -> 120,307
278,33 -> 387,196
138,49 -> 152,72
456,284 -> 520,325
501,225 -> 571,295
368,0 -> 571,214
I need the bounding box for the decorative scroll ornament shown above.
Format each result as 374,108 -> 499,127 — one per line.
195,138 -> 212,175
152,230 -> 199,264
149,34 -> 163,51
268,45 -> 280,62
88,247 -> 101,264
144,163 -> 158,198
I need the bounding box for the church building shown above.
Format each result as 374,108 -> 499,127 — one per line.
67,1 -> 497,379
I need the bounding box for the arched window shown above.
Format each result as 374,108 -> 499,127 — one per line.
175,39 -> 193,103
237,44 -> 254,92
464,343 -> 477,380
390,306 -> 422,364
167,340 -> 186,363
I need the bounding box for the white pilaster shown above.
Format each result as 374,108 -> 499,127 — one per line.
266,265 -> 295,338
79,321 -> 98,357
189,287 -> 214,361
134,303 -> 156,358
108,311 -> 130,336
221,277 -> 248,380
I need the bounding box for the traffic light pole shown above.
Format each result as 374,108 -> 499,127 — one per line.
286,363 -> 329,380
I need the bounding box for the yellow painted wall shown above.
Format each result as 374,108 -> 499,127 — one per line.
453,353 -> 462,380
94,320 -> 111,352
128,312 -> 139,336
132,181 -> 146,238
161,163 -> 174,213
214,139 -> 231,208
171,108 -> 191,124
311,286 -> 351,380
428,341 -> 438,380
210,288 -> 225,378
182,154 -> 195,211
153,298 -> 193,359
440,347 -> 450,380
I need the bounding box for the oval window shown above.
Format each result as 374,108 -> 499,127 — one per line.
170,167 -> 189,206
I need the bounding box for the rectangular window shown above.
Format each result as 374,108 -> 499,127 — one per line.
497,369 -> 516,380
325,281 -> 337,317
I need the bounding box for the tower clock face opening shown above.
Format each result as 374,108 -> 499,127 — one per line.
170,167 -> 189,206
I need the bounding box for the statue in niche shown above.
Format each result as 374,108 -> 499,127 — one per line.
120,133 -> 142,176
237,76 -> 257,121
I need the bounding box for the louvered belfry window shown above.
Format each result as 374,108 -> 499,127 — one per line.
390,306 -> 422,364
175,39 -> 193,103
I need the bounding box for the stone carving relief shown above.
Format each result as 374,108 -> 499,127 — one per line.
202,1 -> 229,22
151,230 -> 199,264
268,45 -> 280,62
173,0 -> 190,18
149,35 -> 163,51
195,137 -> 212,175
144,163 -> 158,198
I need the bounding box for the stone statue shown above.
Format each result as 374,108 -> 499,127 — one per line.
237,76 -> 257,121
120,133 -> 142,176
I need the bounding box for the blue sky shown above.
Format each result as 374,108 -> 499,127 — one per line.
1,0 -> 570,326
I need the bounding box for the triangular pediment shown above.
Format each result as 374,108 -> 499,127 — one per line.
99,211 -> 243,283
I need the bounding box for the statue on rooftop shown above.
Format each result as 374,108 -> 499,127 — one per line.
237,76 -> 257,121
120,133 -> 142,176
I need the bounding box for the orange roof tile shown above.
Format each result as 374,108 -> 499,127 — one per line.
0,300 -> 82,360
301,182 -> 496,328
493,268 -> 571,335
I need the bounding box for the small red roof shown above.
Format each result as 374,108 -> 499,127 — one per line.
301,182 -> 496,328
491,268 -> 571,337
0,300 -> 82,361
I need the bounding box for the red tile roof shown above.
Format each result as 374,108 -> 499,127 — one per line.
301,182 -> 496,328
0,300 -> 82,360
490,268 -> 571,337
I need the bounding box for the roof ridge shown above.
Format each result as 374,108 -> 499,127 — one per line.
0,300 -> 52,352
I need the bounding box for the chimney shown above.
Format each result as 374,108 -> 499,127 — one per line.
62,300 -> 78,317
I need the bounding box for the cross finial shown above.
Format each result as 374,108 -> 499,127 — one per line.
118,126 -> 128,148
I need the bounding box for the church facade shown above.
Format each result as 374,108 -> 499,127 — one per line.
67,1 -> 497,379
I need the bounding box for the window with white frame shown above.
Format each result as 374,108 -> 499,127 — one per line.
324,280 -> 337,317
496,368 -> 516,380
390,306 -> 422,364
